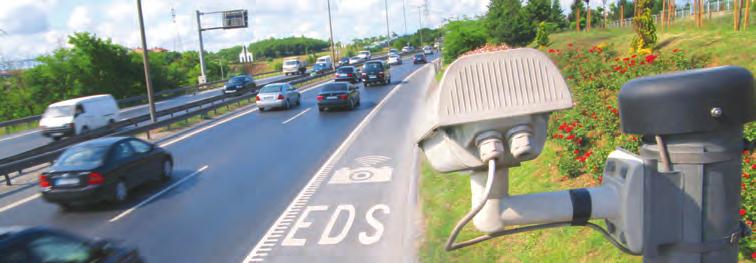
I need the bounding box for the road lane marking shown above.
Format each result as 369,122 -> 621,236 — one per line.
159,83 -> 327,147
108,165 -> 208,222
281,108 -> 311,124
242,60 -> 435,263
0,129 -> 42,142
0,193 -> 41,214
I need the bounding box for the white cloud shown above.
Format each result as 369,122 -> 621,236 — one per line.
0,1 -> 51,35
68,6 -> 92,30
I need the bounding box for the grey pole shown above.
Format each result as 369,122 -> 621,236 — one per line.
327,0 -> 337,70
417,7 -> 423,46
196,10 -> 208,83
402,0 -> 408,35
136,0 -> 157,123
385,0 -> 391,48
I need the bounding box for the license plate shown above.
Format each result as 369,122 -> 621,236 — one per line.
55,178 -> 79,186
226,90 -> 236,93
339,74 -> 347,77
264,96 -> 274,100
51,132 -> 62,136
327,96 -> 338,100
369,75 -> 376,79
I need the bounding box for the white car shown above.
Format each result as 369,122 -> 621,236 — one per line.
423,46 -> 433,55
39,94 -> 120,140
357,50 -> 372,60
349,56 -> 365,65
387,54 -> 402,65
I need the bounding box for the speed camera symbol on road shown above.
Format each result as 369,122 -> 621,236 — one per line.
328,156 -> 393,184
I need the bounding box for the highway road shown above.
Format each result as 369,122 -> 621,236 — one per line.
0,74 -> 290,160
0,54 -> 437,262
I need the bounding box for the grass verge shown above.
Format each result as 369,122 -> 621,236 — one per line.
419,144 -> 640,262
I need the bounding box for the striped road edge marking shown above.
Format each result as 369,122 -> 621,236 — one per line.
242,60 -> 437,262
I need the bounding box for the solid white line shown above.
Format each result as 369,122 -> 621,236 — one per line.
241,60 -> 436,263
108,165 -> 208,223
0,129 -> 42,143
0,193 -> 41,214
281,108 -> 311,124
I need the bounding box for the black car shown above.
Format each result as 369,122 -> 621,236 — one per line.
413,54 -> 428,64
0,226 -> 142,262
361,60 -> 391,86
40,137 -> 173,208
338,57 -> 350,67
223,75 -> 256,95
316,82 -> 360,112
334,66 -> 361,83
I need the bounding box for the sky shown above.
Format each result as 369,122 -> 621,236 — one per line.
0,0 -> 600,60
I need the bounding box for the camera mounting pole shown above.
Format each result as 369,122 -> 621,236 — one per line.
618,66 -> 753,262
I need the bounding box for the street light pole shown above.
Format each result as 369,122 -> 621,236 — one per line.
384,0 -> 391,48
136,0 -> 157,123
417,6 -> 423,46
196,10 -> 208,83
326,0 -> 337,70
402,0 -> 408,35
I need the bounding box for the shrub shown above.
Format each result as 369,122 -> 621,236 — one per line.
631,0 -> 657,52
442,19 -> 489,63
535,22 -> 550,47
485,0 -> 535,47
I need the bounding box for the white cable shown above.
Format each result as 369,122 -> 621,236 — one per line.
444,159 -> 496,251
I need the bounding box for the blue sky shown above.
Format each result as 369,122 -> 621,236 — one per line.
0,0 -> 601,60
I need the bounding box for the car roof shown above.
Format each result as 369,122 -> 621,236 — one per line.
74,136 -> 131,148
323,82 -> 350,89
49,94 -> 114,107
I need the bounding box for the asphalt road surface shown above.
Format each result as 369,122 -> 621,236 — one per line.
0,54 -> 438,262
0,74 -> 290,160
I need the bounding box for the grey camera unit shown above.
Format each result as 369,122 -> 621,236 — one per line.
417,46 -> 753,263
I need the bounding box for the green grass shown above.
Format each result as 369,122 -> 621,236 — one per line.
419,144 -> 641,262
548,12 -> 756,71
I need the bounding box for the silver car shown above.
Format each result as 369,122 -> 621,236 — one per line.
256,83 -> 302,112
349,56 -> 365,65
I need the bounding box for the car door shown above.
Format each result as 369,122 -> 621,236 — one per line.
109,141 -> 146,188
128,139 -> 162,180
349,84 -> 359,102
286,85 -> 297,101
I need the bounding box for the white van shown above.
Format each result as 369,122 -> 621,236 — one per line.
316,55 -> 333,69
39,94 -> 120,140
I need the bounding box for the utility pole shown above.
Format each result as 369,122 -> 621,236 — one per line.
196,10 -> 208,83
327,0 -> 337,70
417,6 -> 423,46
136,0 -> 157,123
402,0 -> 408,35
384,0 -> 391,48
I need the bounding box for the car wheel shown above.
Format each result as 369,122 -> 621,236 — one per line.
112,180 -> 128,203
296,96 -> 301,106
285,99 -> 291,110
160,159 -> 172,182
348,99 -> 355,110
58,203 -> 74,211
80,126 -> 90,135
356,98 -> 361,106
318,107 -> 325,112
108,119 -> 116,128
259,107 -> 265,112
52,136 -> 61,142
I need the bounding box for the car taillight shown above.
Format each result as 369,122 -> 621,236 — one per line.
362,72 -> 367,76
277,94 -> 285,100
378,72 -> 384,76
335,73 -> 339,77
317,95 -> 324,101
88,172 -> 104,185
256,95 -> 261,101
347,73 -> 353,77
338,94 -> 349,100
39,174 -> 51,188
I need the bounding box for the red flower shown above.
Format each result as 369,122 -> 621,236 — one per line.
564,126 -> 573,133
585,151 -> 593,157
751,164 -> 756,170
630,136 -> 638,141
573,150 -> 580,155
672,48 -> 680,53
640,61 -> 646,65
568,43 -> 573,47
622,57 -> 630,62
567,134 -> 576,140
548,49 -> 557,53
597,175 -> 603,184
576,138 -> 584,145
645,54 -> 658,64
611,108 -> 619,115
744,173 -> 750,179
740,209 -> 747,217
752,252 -> 756,259
745,150 -> 750,155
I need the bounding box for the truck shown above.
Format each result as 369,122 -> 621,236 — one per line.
282,57 -> 307,75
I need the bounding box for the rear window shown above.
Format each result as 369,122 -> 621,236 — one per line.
53,145 -> 109,170
228,76 -> 245,84
260,85 -> 284,93
337,67 -> 354,73
322,83 -> 349,92
415,54 -> 424,58
364,62 -> 383,70
43,106 -> 74,118
284,61 -> 298,66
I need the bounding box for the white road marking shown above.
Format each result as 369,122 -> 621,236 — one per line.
328,166 -> 393,184
281,108 -> 311,124
0,129 -> 42,142
242,60 -> 436,263
0,193 -> 41,214
108,165 -> 208,222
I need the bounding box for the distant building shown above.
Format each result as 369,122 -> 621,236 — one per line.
239,46 -> 253,63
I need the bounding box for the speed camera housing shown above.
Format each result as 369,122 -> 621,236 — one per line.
417,48 -> 573,172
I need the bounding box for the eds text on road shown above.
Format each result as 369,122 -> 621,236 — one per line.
0,0 -> 753,262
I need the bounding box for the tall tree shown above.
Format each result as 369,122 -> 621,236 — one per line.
550,0 -> 568,29
486,0 -> 535,47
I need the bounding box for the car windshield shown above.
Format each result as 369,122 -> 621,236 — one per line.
340,58 -> 349,62
284,61 -> 298,66
364,62 -> 382,70
228,77 -> 245,84
322,83 -> 348,92
43,106 -> 74,118
336,67 -> 354,73
415,54 -> 424,58
351,57 -> 360,60
52,145 -> 109,170
260,85 -> 284,93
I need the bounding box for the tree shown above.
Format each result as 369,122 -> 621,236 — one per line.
442,19 -> 488,62
631,0 -> 657,52
486,0 -> 535,47
550,0 -> 568,29
569,0 -> 586,30
535,22 -> 550,47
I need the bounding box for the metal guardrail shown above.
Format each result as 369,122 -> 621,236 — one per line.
0,54 -> 401,183
0,70 -> 281,131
